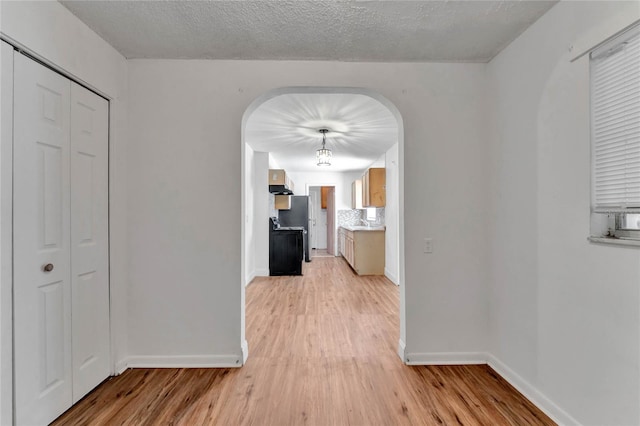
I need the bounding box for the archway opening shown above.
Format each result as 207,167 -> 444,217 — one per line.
240,87 -> 406,364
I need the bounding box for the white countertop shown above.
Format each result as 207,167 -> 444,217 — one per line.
340,225 -> 386,232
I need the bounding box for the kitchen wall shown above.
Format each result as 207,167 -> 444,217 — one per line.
385,144 -> 400,285
254,153 -> 270,278
244,144 -> 255,284
244,148 -> 270,285
288,170 -> 362,210
0,1 -> 130,421
127,60 -> 489,368
284,170 -> 362,254
487,2 -> 640,424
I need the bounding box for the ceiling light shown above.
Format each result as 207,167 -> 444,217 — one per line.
316,129 -> 332,166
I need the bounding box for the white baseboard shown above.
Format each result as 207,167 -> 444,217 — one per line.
245,270 -> 256,287
405,351 -> 488,365
115,358 -> 129,375
487,354 -> 579,426
404,351 -> 578,424
246,269 -> 269,287
397,339 -> 407,362
120,354 -> 244,369
384,268 -> 399,285
255,268 -> 269,277
241,340 -> 249,365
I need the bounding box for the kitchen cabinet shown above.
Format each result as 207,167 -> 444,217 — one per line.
351,179 -> 363,209
363,167 -> 386,207
321,186 -> 330,209
275,194 -> 291,210
338,227 -> 385,275
268,169 -> 294,194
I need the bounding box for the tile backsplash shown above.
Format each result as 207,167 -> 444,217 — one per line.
337,209 -> 362,226
338,208 -> 385,227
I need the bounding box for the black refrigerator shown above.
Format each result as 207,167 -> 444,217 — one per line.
278,195 -> 311,262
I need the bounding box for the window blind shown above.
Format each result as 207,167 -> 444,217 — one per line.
591,26 -> 640,211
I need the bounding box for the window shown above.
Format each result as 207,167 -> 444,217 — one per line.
366,207 -> 376,221
590,24 -> 640,243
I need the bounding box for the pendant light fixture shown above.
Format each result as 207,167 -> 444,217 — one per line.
316,128 -> 332,166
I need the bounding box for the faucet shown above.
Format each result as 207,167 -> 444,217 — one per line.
360,218 -> 370,228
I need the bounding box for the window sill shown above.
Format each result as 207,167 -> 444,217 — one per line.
588,236 -> 640,247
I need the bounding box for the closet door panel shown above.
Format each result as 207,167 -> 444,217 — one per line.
1,40 -> 14,426
14,53 -> 73,426
70,82 -> 110,402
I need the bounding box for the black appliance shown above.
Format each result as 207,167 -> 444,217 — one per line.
268,185 -> 293,195
269,217 -> 304,276
277,195 -> 311,262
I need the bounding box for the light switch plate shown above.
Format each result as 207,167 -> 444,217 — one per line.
424,238 -> 433,253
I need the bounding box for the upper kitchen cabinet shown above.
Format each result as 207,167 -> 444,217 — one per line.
363,168 -> 386,207
321,186 -> 330,209
274,194 -> 292,210
351,179 -> 363,209
268,169 -> 294,194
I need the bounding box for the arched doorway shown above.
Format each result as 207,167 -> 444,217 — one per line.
240,87 -> 406,363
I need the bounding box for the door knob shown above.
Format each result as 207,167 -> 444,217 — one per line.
43,263 -> 54,272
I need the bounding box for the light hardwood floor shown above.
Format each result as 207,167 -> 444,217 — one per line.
53,257 -> 555,425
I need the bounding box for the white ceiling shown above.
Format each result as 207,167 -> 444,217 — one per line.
59,1 -> 557,63
245,93 -> 398,173
58,0 -> 557,174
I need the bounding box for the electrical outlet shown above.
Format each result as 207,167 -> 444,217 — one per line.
423,238 -> 433,253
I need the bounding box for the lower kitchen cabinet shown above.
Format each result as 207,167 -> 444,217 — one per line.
338,227 -> 385,275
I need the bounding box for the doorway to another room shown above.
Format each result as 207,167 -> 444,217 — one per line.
241,87 -> 406,365
308,186 -> 335,258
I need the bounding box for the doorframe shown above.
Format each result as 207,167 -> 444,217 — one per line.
241,86 -> 407,363
0,37 -> 116,423
307,183 -> 337,254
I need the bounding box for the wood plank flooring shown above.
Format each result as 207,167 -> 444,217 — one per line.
53,257 -> 555,425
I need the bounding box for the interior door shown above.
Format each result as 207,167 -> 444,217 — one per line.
14,52 -> 73,425
314,188 -> 327,249
1,40 -> 14,426
309,190 -> 317,248
326,187 -> 335,255
70,82 -> 110,402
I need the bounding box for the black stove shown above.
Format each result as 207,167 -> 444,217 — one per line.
269,217 -> 304,276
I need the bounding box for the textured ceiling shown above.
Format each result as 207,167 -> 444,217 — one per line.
58,0 -> 557,174
245,93 -> 398,173
59,0 -> 558,62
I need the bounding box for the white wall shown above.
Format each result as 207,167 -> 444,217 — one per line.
385,144 -> 399,285
487,2 -> 640,425
253,152 -> 270,278
0,0 -> 129,419
289,170 -> 364,254
244,144 -> 256,285
127,60 -> 489,366
289,170 -> 360,210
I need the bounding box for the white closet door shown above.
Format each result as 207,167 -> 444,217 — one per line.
70,82 -> 110,402
1,40 -> 15,426
14,53 -> 73,425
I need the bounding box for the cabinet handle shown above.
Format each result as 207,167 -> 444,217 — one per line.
43,263 -> 54,272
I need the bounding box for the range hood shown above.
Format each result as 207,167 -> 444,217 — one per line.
269,185 -> 293,195
268,169 -> 294,195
